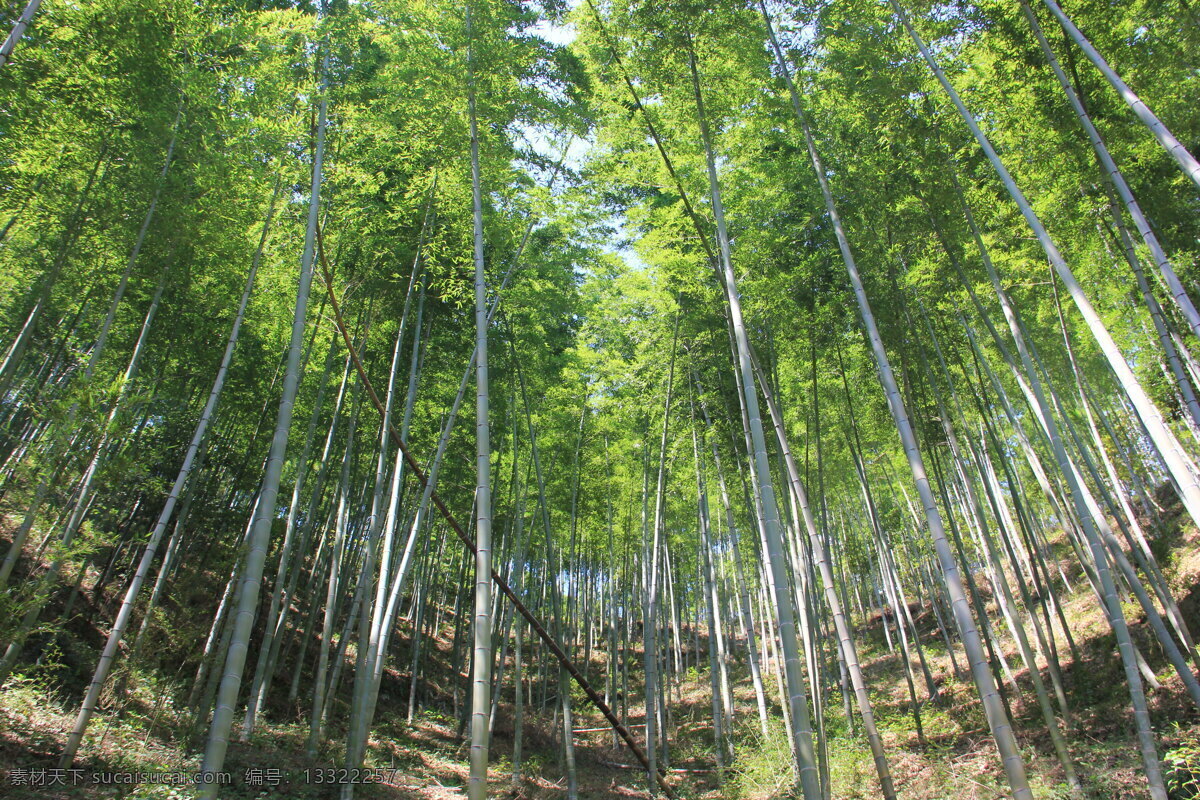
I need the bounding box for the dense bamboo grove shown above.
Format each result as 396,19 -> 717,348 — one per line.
0,0 -> 1198,798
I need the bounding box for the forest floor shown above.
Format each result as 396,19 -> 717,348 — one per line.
2,491 -> 1200,799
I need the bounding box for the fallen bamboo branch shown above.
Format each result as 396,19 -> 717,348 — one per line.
597,759 -> 718,774
574,723 -> 647,733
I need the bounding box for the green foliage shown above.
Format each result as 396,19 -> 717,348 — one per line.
0,0 -> 1197,797
1166,728 -> 1200,799
731,719 -> 796,800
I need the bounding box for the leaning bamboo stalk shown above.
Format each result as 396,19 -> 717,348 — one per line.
750,346 -> 896,796
198,39 -> 329,794
465,6 -> 493,795
896,0 -> 1200,535
0,0 -> 43,68
316,222 -> 676,800
0,258 -> 171,685
697,392 -> 771,736
1039,0 -> 1200,190
686,35 -> 820,797
59,167 -> 284,766
766,5 -> 1030,795
1019,0 -> 1200,372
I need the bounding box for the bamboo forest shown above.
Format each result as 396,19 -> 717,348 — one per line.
4,0 -> 1200,798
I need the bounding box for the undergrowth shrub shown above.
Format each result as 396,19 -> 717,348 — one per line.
1165,728 -> 1200,799
731,719 -> 794,800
